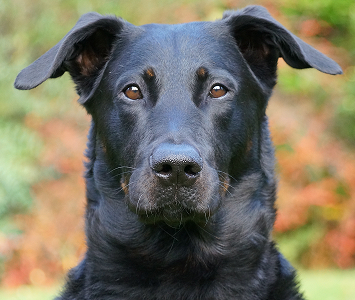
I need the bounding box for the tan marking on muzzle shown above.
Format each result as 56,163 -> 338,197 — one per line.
101,141 -> 107,154
121,178 -> 129,195
246,139 -> 253,154
219,175 -> 230,197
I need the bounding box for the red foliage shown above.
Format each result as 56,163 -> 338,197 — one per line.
270,92 -> 355,268
3,114 -> 88,287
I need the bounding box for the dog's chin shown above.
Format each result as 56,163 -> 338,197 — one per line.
136,207 -> 212,227
127,192 -> 221,227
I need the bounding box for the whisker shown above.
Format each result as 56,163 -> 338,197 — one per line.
179,212 -> 183,227
107,166 -> 136,174
167,239 -> 176,257
136,193 -> 144,214
184,226 -> 193,242
205,205 -> 211,227
214,168 -> 238,183
114,180 -> 136,195
110,170 -> 134,178
172,227 -> 184,239
196,224 -> 219,240
218,182 -> 233,196
158,224 -> 179,241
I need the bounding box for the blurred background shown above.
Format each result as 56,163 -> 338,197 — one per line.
0,0 -> 354,299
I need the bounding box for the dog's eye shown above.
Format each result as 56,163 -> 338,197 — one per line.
124,85 -> 143,100
209,85 -> 227,98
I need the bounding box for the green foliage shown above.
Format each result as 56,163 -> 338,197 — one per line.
280,0 -> 355,54
0,121 -> 42,219
0,0 -> 81,227
277,68 -> 331,109
279,0 -> 355,143
0,2 -> 40,229
275,223 -> 326,266
333,68 -> 355,143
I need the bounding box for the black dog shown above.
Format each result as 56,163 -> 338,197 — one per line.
15,6 -> 342,300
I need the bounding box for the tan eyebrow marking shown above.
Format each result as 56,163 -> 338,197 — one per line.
145,68 -> 155,78
196,67 -> 207,78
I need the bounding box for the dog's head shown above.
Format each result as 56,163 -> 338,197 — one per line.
15,6 -> 341,227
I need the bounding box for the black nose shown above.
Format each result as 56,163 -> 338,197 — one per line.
150,143 -> 203,186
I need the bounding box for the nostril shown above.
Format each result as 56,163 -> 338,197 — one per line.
157,164 -> 173,176
184,164 -> 201,177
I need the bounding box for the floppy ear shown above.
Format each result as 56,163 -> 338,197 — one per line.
14,12 -> 125,104
223,6 -> 342,88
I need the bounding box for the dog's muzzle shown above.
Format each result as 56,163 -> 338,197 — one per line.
126,142 -> 221,226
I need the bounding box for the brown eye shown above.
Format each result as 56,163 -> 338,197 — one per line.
124,85 -> 143,100
209,84 -> 227,98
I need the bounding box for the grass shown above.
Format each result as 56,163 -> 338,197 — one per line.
298,269 -> 355,300
0,285 -> 59,300
0,269 -> 354,300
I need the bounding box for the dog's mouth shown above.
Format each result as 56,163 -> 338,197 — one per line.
123,167 -> 227,226
136,191 -> 217,226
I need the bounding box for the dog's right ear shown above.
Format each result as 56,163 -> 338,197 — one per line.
14,12 -> 125,104
222,6 -> 342,89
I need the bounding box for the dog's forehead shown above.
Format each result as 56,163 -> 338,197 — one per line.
115,21 -> 239,74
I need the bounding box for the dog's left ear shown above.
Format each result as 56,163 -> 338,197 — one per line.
14,12 -> 126,104
223,6 -> 342,88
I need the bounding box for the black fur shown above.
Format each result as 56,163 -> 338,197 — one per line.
15,6 -> 342,300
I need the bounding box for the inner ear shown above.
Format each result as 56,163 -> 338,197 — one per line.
71,29 -> 116,78
62,27 -> 117,102
234,26 -> 279,88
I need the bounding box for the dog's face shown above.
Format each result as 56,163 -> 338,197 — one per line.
15,6 -> 342,228
88,22 -> 264,225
